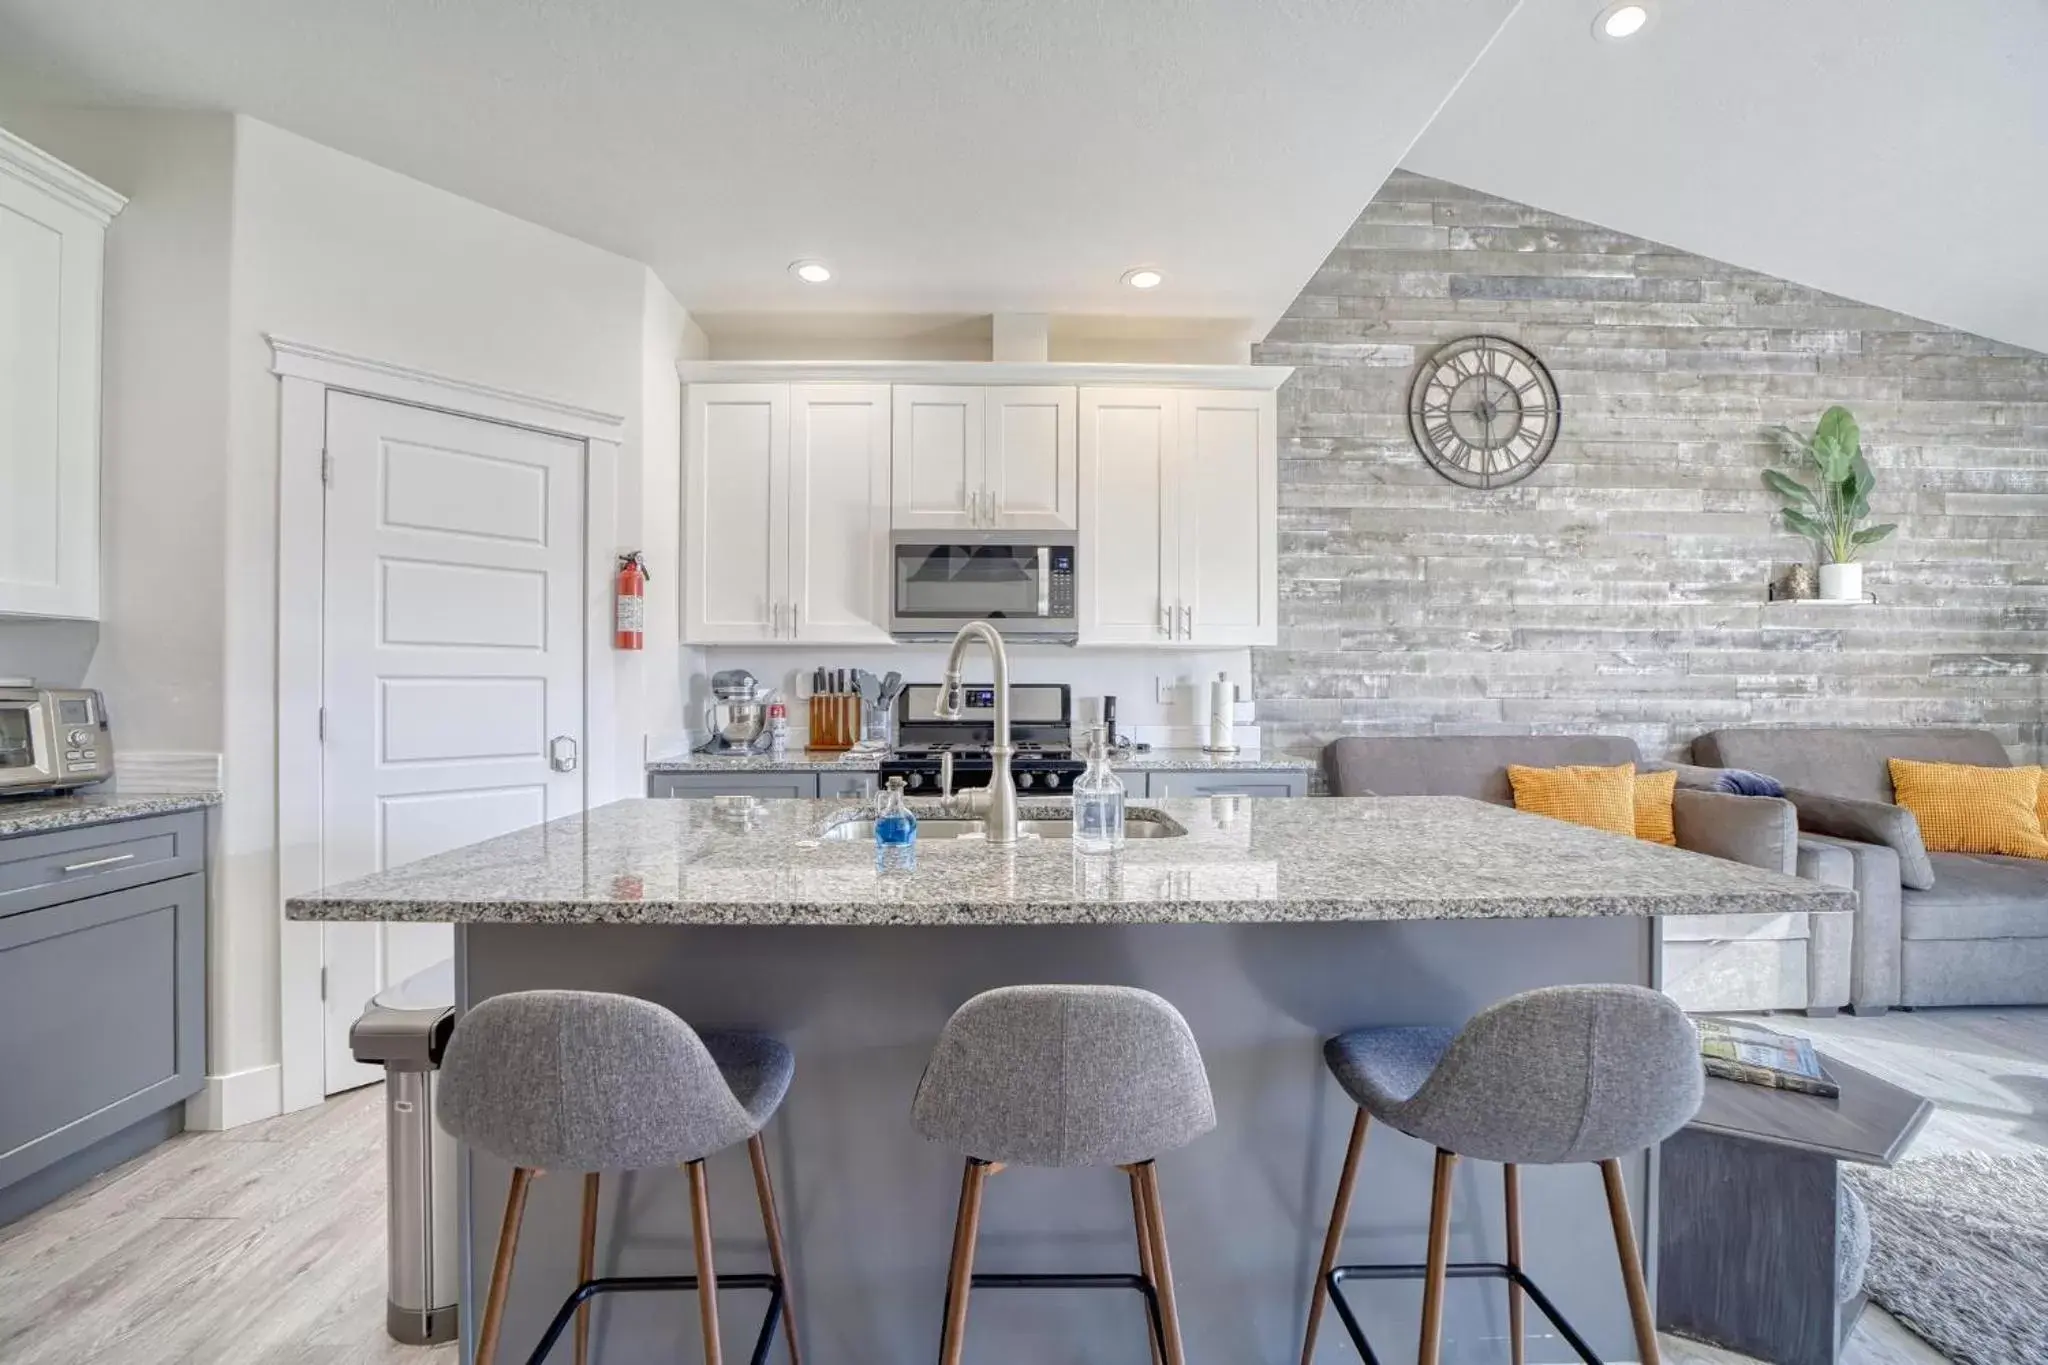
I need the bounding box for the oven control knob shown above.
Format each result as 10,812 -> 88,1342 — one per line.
906,772 -> 924,789
1014,771 -> 1031,789
68,729 -> 92,745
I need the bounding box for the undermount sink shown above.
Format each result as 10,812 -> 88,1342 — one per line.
820,812 -> 1188,842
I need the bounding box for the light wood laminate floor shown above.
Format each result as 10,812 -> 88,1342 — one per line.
2,1009 -> 2040,1364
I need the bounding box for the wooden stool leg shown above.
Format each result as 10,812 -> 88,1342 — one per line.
1503,1164 -> 1525,1365
749,1133 -> 803,1365
687,1159 -> 723,1365
576,1172 -> 600,1365
1135,1162 -> 1189,1365
475,1166 -> 535,1365
1124,1166 -> 1164,1365
1600,1158 -> 1661,1365
1417,1149 -> 1457,1365
939,1159 -> 992,1365
1301,1110 -> 1371,1365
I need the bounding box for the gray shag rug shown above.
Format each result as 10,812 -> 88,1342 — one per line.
1846,1151 -> 2048,1365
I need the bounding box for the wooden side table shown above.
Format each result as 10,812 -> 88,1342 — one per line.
1657,1052 -> 1932,1365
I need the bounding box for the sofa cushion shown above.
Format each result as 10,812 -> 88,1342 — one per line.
1635,769 -> 1678,845
1508,762 -> 1637,837
1900,853 -> 2048,941
1324,734 -> 1640,802
1888,760 -> 2048,859
1783,786 -> 1938,890
1692,727 -> 2012,803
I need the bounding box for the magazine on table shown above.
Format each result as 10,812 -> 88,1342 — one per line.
1695,1016 -> 1840,1099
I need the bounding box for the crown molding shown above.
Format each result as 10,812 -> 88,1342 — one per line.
677,358 -> 1293,390
267,336 -> 626,442
0,126 -> 126,224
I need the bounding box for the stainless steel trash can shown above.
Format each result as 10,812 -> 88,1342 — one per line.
349,959 -> 458,1345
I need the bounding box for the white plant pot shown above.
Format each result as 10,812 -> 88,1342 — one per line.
1818,561 -> 1863,602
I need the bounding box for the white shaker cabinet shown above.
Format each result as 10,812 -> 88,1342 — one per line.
1078,386 -> 1276,648
683,382 -> 890,645
0,129 -> 123,620
891,384 -> 1075,532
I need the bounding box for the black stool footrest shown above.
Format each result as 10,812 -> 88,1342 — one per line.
956,1271 -> 1166,1358
524,1273 -> 784,1365
1326,1261 -> 1605,1365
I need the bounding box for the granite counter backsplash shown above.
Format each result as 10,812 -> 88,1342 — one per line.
288,795 -> 1850,929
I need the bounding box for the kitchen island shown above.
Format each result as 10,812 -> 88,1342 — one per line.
290,796 -> 1850,1365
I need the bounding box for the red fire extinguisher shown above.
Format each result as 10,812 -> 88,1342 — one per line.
614,552 -> 649,650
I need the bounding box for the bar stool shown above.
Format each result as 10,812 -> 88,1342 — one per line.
1298,984 -> 1702,1365
911,984 -> 1216,1365
437,990 -> 802,1365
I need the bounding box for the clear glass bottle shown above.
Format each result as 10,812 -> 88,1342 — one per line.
874,775 -> 918,871
1072,725 -> 1126,854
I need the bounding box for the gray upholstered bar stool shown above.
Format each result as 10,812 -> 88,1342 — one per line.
912,984 -> 1216,1365
438,990 -> 801,1365
1299,984 -> 1703,1365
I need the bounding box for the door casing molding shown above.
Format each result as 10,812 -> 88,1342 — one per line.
272,335 -> 623,1115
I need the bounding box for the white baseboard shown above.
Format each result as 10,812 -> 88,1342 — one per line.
184,1063 -> 283,1131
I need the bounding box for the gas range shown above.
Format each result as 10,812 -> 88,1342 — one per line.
879,683 -> 1085,795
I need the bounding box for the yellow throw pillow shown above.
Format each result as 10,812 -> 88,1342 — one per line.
1887,759 -> 2048,860
1508,762 -> 1636,838
1635,769 -> 1679,846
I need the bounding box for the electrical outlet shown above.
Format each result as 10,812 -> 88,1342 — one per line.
1155,675 -> 1176,706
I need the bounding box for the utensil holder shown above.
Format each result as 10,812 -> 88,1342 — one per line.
810,694 -> 858,752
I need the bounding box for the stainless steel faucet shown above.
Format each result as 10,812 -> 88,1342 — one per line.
935,620 -> 1020,845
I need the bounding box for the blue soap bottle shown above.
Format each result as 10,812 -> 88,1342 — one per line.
875,775 -> 917,871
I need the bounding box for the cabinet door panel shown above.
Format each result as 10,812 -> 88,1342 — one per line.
685,384 -> 787,642
1146,770 -> 1307,799
984,386 -> 1076,530
0,171 -> 106,619
1177,390 -> 1277,647
891,386 -> 983,530
1078,389 -> 1177,645
790,384 -> 891,643
649,773 -> 821,800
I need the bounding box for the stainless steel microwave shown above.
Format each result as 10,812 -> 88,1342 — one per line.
0,687 -> 114,792
888,532 -> 1078,642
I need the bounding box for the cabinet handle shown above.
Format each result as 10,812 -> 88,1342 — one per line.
1180,604 -> 1193,638
771,600 -> 782,637
1159,603 -> 1172,637
62,852 -> 137,873
789,599 -> 800,636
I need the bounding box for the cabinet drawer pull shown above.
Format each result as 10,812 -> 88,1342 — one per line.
62,852 -> 138,873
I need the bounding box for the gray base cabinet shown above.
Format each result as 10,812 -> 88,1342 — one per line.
649,771 -> 877,801
0,811 -> 207,1210
1141,769 -> 1310,799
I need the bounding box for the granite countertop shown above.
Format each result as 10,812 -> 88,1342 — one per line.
645,747 -> 1318,774
0,790 -> 222,838
287,795 -> 1851,928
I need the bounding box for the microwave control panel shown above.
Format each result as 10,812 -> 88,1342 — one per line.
1048,547 -> 1076,619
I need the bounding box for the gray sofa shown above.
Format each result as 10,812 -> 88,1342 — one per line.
1695,726 -> 2048,1012
1323,735 -> 1855,1014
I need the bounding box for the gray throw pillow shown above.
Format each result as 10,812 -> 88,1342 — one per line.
1782,786 -> 1937,891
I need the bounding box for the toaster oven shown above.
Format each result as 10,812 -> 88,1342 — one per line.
0,687 -> 114,793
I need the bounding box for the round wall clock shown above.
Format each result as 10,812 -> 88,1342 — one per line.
1405,335 -> 1562,489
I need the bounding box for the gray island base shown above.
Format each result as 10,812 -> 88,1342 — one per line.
289,797 -> 1852,1365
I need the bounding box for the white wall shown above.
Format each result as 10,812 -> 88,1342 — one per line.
212,117 -> 681,1106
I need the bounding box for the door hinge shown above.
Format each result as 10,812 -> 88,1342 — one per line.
318,707 -> 326,741
320,450 -> 333,485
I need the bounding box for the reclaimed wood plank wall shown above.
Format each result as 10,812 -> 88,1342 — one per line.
1252,171 -> 2048,764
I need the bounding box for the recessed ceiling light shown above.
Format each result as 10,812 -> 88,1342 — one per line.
1594,2 -> 1650,39
789,260 -> 832,284
1122,267 -> 1164,290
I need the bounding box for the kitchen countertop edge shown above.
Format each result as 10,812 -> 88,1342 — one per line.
0,790 -> 224,838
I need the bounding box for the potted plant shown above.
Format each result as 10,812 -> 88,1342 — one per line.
1763,405 -> 1897,601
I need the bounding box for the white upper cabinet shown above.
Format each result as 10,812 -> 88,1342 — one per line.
892,384 -> 1076,532
684,382 -> 890,645
891,385 -> 982,530
1079,386 -> 1277,648
0,129 -> 123,620
788,384 -> 891,643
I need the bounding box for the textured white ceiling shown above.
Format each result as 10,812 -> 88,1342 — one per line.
1408,0 -> 2048,354
0,0 -> 1517,330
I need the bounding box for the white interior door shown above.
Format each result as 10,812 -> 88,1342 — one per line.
1177,389 -> 1277,646
320,393 -> 586,1093
984,386 -> 1077,530
790,383 -> 892,643
891,385 -> 983,530
1078,389 -> 1178,645
684,383 -> 788,642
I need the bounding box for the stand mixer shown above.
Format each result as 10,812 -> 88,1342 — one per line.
697,669 -> 775,753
